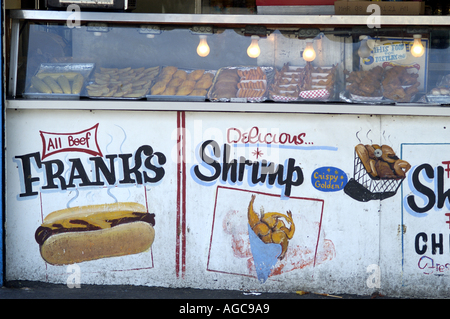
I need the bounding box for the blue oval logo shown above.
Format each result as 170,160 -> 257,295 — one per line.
311,166 -> 348,192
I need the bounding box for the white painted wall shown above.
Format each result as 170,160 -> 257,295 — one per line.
5,108 -> 450,298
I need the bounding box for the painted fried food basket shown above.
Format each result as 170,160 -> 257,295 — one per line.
344,144 -> 410,202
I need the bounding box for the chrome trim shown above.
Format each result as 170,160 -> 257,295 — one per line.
9,10 -> 450,26
6,100 -> 450,117
8,19 -> 20,97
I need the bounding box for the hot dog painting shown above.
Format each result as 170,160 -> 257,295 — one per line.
35,202 -> 155,265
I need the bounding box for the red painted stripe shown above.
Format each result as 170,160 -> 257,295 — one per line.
176,111 -> 187,278
181,111 -> 187,278
176,111 -> 182,278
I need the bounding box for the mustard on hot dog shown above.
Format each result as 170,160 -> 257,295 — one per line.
35,202 -> 155,265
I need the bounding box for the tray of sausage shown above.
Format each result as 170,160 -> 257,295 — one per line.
208,66 -> 273,102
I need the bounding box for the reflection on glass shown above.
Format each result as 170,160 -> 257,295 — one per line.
411,34 -> 425,58
247,35 -> 261,58
302,39 -> 316,62
358,36 -> 372,58
197,35 -> 210,57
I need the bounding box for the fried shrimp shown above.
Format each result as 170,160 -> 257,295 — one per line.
394,159 -> 411,178
355,143 -> 410,179
381,144 -> 397,163
248,195 -> 295,260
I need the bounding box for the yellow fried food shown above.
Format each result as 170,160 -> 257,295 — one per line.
168,77 -> 184,87
187,69 -> 205,81
123,89 -> 148,98
161,86 -> 177,95
56,75 -> 71,94
144,66 -> 159,74
176,85 -> 194,96
173,70 -> 187,80
161,66 -> 177,76
36,72 -> 80,81
31,76 -> 52,94
43,76 -> 63,94
150,81 -> 167,95
189,89 -> 207,96
72,74 -> 85,94
247,195 -> 295,260
158,74 -> 173,84
194,76 -> 213,89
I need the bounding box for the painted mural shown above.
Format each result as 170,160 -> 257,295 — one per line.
5,109 -> 450,297
401,143 -> 450,282
207,187 -> 335,283
345,143 -> 411,202
6,111 -> 178,282
14,123 -> 163,266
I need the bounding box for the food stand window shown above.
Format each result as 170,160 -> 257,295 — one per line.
7,11 -> 450,115
13,21 -> 346,102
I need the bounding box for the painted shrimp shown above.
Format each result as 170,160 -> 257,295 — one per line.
248,194 -> 295,260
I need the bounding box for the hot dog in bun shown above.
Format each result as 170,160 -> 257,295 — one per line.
35,202 -> 155,265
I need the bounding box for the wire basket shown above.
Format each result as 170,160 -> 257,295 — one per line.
344,150 -> 405,202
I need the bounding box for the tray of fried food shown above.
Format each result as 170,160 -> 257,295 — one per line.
237,79 -> 267,99
86,66 -> 159,99
236,66 -> 272,102
147,66 -> 215,101
299,64 -> 337,100
428,73 -> 450,100
208,67 -> 240,101
381,65 -> 420,102
344,66 -> 384,101
208,66 -> 273,102
425,74 -> 450,104
236,67 -> 267,100
269,63 -> 303,102
311,67 -> 335,89
24,63 -> 95,99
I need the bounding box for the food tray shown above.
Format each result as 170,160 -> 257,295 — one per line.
36,63 -> 95,79
87,66 -> 160,100
23,93 -> 81,100
299,65 -> 337,101
299,88 -> 330,100
271,94 -> 298,102
147,95 -> 206,102
208,66 -> 274,102
268,65 -> 303,102
25,63 -> 95,99
343,66 -> 420,104
339,91 -> 394,104
147,68 -> 215,101
426,95 -> 450,104
350,93 -> 383,101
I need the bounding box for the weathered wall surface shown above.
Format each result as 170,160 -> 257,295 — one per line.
5,109 -> 450,298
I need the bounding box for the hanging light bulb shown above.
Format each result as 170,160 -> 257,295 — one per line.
247,35 -> 261,59
197,35 -> 210,57
411,34 -> 425,58
302,39 -> 316,62
358,36 -> 372,58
